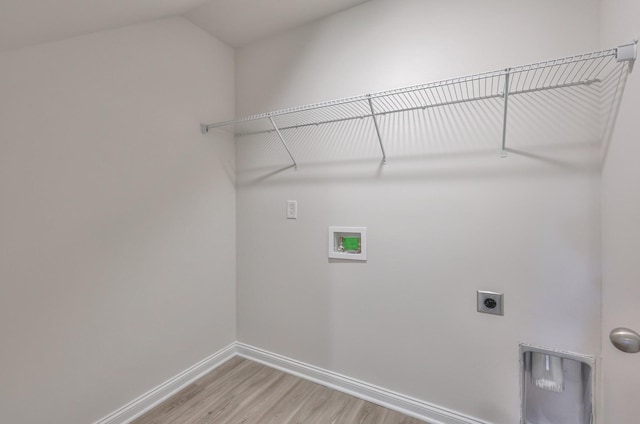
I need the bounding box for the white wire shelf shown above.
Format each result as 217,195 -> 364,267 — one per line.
202,42 -> 637,168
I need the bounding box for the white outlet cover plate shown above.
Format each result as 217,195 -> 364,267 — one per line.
286,200 -> 297,219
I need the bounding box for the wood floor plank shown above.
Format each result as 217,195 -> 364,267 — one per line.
223,372 -> 302,424
251,378 -> 320,424
206,371 -> 289,424
133,358 -> 259,424
182,361 -> 283,424
299,389 -> 366,424
283,384 -> 336,424
131,357 -> 427,424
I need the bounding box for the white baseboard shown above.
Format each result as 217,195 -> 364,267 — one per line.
93,343 -> 236,424
95,342 -> 490,424
235,343 -> 490,424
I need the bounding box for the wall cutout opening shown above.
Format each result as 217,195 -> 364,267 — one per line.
328,227 -> 367,261
520,344 -> 594,424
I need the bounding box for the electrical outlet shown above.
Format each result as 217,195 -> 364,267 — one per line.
477,290 -> 504,316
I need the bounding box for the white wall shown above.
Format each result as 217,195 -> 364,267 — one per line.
600,1 -> 640,423
235,1 -> 603,422
0,18 -> 236,424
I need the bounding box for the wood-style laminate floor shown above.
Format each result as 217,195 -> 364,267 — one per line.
132,357 -> 426,424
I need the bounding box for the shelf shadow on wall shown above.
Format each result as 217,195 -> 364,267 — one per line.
236,61 -> 628,185
599,62 -> 631,164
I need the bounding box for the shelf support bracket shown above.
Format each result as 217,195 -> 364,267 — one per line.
269,116 -> 297,170
501,69 -> 511,158
367,96 -> 387,164
616,39 -> 638,63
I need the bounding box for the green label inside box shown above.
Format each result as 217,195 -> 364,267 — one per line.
343,237 -> 360,251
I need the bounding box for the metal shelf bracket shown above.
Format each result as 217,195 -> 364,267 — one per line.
501,69 -> 511,158
616,39 -> 638,63
269,116 -> 298,170
367,96 -> 387,164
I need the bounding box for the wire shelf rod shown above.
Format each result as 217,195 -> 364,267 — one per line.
235,76 -> 603,137
199,45 -> 634,166
202,47 -> 618,132
583,54 -> 613,76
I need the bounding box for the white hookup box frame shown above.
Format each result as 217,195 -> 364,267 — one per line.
328,226 -> 367,261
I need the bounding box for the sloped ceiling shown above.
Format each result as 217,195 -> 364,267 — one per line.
184,0 -> 370,48
0,0 -> 370,52
0,0 -> 209,51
